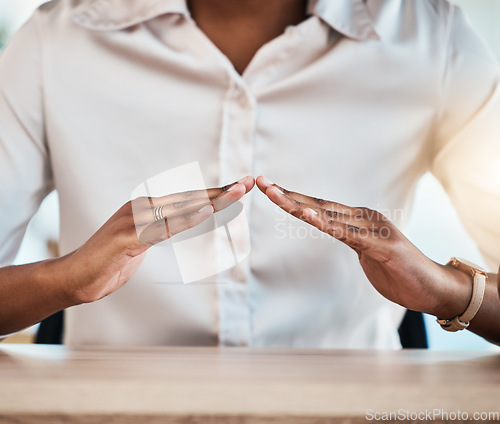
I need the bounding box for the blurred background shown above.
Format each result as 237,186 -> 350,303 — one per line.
0,0 -> 499,349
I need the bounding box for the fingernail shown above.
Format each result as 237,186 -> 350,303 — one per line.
261,177 -> 274,186
198,205 -> 213,214
227,183 -> 240,192
237,177 -> 247,184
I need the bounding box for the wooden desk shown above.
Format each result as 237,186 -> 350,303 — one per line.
1,345 -> 500,423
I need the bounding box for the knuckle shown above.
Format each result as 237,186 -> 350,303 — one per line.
135,196 -> 151,207
120,200 -> 134,215
129,197 -> 153,216
172,201 -> 186,210
118,202 -> 131,218
325,209 -> 338,219
350,238 -> 368,251
376,225 -> 393,239
348,225 -> 360,233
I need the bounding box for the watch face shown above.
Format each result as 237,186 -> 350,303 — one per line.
452,257 -> 486,273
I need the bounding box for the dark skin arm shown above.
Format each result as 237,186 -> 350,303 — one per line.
257,176 -> 500,345
0,177 -> 255,336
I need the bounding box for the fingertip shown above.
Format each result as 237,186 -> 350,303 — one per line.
257,176 -> 273,186
255,176 -> 267,193
233,176 -> 255,194
247,176 -> 256,192
241,175 -> 255,193
257,176 -> 280,195
261,176 -> 273,186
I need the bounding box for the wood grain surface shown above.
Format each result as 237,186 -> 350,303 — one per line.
1,345 -> 499,423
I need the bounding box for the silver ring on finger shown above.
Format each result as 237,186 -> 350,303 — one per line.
153,205 -> 165,223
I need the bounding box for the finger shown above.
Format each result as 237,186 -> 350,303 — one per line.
302,208 -> 368,250
256,176 -> 273,193
236,175 -> 256,193
138,205 -> 214,246
152,187 -> 226,206
167,205 -> 214,237
266,186 -> 394,255
303,207 -> 394,253
257,176 -> 350,214
154,176 -> 254,206
132,177 -> 254,225
150,198 -> 215,222
265,185 -> 312,221
212,183 -> 247,212
267,191 -> 371,252
136,184 -> 246,224
258,176 -> 386,228
279,187 -> 353,217
313,207 -> 388,230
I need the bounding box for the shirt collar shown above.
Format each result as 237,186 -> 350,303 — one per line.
72,0 -> 379,41
308,0 -> 379,41
71,0 -> 189,31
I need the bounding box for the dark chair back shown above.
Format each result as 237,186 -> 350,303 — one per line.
36,308 -> 428,348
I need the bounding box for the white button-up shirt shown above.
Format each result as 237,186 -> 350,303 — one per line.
1,0 -> 499,348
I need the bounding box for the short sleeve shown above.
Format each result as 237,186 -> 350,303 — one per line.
431,5 -> 500,271
0,12 -> 53,266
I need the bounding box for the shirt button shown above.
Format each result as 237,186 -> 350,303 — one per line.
236,91 -> 249,107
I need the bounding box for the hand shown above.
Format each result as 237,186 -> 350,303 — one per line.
62,176 -> 255,305
256,176 -> 471,319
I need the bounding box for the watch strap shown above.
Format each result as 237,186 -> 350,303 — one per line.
436,258 -> 487,332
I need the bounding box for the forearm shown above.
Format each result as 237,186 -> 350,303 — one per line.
466,272 -> 500,345
0,256 -> 76,336
0,179 -> 252,337
430,265 -> 500,345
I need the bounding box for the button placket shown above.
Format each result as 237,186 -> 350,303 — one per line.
215,74 -> 257,346
213,17 -> 322,346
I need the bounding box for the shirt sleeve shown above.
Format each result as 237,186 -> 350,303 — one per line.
431,4 -> 500,271
0,12 -> 53,267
